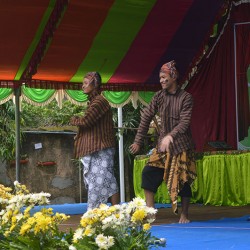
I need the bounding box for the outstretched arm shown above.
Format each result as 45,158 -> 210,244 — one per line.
130,93 -> 159,153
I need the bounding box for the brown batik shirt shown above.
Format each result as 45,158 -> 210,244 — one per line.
71,91 -> 115,158
134,88 -> 195,156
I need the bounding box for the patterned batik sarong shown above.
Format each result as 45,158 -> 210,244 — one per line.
148,148 -> 197,214
80,147 -> 119,210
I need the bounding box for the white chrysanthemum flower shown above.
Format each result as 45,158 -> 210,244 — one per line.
119,203 -> 127,210
106,236 -> 115,248
147,217 -> 155,224
102,215 -> 114,225
96,234 -> 114,250
13,181 -> 19,186
146,207 -> 158,215
130,197 -> 146,207
15,213 -> 23,221
69,245 -> 77,250
99,203 -> 109,210
73,228 -> 84,241
112,204 -> 121,210
0,198 -> 9,204
102,214 -> 120,230
95,234 -> 106,246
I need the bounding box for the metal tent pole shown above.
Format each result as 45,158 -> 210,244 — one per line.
118,107 -> 125,202
14,86 -> 21,182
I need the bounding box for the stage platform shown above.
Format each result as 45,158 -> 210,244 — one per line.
57,203 -> 250,250
30,202 -> 171,215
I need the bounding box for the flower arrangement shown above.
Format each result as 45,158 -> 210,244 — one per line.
0,181 -> 72,249
70,198 -> 164,250
0,182 -> 166,250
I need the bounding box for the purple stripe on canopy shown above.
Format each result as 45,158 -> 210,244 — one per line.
146,0 -> 224,85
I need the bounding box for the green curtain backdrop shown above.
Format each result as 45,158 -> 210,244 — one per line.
133,152 -> 250,206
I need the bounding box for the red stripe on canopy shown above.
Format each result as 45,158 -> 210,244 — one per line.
108,0 -> 194,84
0,0 -> 50,80
34,0 -> 114,82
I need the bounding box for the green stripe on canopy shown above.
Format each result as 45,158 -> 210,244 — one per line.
70,0 -> 156,83
14,0 -> 56,80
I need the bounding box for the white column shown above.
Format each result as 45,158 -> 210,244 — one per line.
14,87 -> 21,182
118,107 -> 125,202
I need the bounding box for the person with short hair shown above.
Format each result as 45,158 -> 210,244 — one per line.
70,72 -> 119,210
130,61 -> 196,223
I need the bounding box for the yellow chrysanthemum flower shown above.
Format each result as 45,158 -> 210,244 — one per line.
143,223 -> 151,231
20,223 -> 32,236
83,226 -> 95,236
131,209 -> 146,222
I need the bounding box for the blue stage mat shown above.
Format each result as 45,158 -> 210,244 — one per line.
30,203 -> 172,215
29,203 -> 250,249
150,215 -> 250,250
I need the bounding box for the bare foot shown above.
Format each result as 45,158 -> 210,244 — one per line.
179,213 -> 190,223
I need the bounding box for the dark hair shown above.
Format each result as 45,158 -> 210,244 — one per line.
94,72 -> 102,87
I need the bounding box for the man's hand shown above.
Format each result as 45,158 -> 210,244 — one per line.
129,143 -> 141,154
159,135 -> 173,152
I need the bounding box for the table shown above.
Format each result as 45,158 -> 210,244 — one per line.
133,151 -> 250,206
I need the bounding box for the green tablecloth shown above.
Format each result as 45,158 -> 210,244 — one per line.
133,152 -> 250,206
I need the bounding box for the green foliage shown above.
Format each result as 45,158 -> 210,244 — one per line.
0,99 -> 154,167
112,103 -> 141,165
0,100 -> 85,162
112,103 -> 154,165
0,101 -> 19,162
21,100 -> 85,128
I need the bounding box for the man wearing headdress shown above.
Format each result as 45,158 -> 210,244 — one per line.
130,61 -> 196,223
70,72 -> 119,210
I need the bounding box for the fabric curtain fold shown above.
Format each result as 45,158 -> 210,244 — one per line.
186,3 -> 250,152
235,23 -> 250,141
0,88 -> 13,103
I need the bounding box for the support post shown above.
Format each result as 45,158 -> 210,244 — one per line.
118,107 -> 125,202
14,86 -> 21,182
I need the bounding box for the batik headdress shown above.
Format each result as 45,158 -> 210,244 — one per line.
84,72 -> 102,89
160,60 -> 179,79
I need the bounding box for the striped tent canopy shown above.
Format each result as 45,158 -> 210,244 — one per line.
0,0 -> 225,107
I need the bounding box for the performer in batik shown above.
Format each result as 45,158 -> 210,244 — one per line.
130,61 -> 196,223
70,72 -> 119,210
